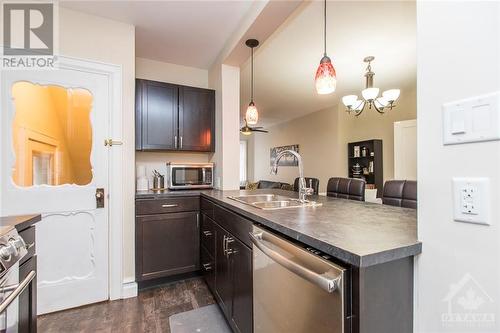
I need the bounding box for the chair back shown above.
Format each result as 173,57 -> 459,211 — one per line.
326,177 -> 365,201
382,180 -> 417,209
293,177 -> 320,195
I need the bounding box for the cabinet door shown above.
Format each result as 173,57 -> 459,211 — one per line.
138,79 -> 179,150
214,224 -> 232,316
136,212 -> 199,281
19,256 -> 36,333
178,86 -> 215,152
229,239 -> 253,333
201,246 -> 215,293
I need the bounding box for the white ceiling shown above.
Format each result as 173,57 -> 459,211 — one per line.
61,1 -> 254,69
240,1 -> 417,127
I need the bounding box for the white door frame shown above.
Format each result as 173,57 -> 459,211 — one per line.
0,55 -> 125,301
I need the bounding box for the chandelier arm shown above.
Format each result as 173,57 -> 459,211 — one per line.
353,100 -> 367,116
372,101 -> 386,114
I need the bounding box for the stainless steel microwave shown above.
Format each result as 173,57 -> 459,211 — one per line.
167,163 -> 214,190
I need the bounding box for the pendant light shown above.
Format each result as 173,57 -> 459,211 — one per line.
245,39 -> 259,125
315,0 -> 336,95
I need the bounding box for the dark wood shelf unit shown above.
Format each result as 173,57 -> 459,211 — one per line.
347,139 -> 383,197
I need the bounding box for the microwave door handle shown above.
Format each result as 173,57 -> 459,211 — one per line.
0,270 -> 36,313
249,232 -> 341,293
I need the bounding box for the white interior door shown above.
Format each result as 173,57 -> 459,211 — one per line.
1,64 -> 110,314
394,119 -> 417,180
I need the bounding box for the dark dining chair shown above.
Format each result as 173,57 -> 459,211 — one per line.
293,177 -> 320,195
326,177 -> 365,201
382,180 -> 417,209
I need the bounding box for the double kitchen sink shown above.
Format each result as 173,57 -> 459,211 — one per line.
228,194 -> 322,210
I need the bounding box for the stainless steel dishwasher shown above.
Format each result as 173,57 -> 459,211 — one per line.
250,226 -> 347,333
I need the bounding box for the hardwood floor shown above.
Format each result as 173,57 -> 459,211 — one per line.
37,277 -> 215,333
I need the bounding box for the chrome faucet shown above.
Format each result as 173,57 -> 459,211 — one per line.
271,150 -> 314,203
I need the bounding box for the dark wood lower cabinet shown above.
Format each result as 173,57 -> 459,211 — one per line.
201,206 -> 253,333
136,211 -> 200,281
19,255 -> 37,333
214,224 -> 233,317
229,238 -> 252,333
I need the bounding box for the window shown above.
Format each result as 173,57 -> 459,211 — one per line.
11,81 -> 93,187
240,140 -> 247,186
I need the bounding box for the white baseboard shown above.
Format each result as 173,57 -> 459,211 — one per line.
122,280 -> 138,299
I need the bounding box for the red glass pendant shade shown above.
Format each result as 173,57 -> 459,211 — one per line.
315,55 -> 337,95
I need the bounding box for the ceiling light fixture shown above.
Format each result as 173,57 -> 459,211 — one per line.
314,0 -> 336,95
245,39 -> 260,125
240,119 -> 268,135
342,56 -> 400,116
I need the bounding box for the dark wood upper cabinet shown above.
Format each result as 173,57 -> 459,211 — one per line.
135,79 -> 215,152
179,86 -> 215,152
137,80 -> 178,150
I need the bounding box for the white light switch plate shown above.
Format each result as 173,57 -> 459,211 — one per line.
452,177 -> 490,225
443,92 -> 500,145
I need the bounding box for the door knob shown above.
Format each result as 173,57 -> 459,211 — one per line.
96,188 -> 105,208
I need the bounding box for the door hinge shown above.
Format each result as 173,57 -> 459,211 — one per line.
104,139 -> 123,147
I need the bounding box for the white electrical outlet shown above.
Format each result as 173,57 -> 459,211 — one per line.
453,178 -> 490,225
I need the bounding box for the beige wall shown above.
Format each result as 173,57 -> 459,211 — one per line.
337,86 -> 417,182
135,58 -> 211,180
251,105 -> 341,193
59,7 -> 136,282
250,86 -> 416,193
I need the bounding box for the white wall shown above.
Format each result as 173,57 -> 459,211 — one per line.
209,63 -> 240,190
416,2 -> 500,332
59,7 -> 136,285
135,58 -> 211,180
136,57 -> 208,88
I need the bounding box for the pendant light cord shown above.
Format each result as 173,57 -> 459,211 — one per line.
251,46 -> 254,102
324,0 -> 327,56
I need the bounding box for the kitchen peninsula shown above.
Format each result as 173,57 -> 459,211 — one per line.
136,189 -> 420,333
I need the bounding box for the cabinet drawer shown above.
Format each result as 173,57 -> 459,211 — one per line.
19,226 -> 35,266
214,205 -> 253,248
201,214 -> 215,255
136,197 -> 200,215
200,247 -> 215,293
201,197 -> 214,219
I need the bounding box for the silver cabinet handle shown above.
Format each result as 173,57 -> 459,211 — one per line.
249,232 -> 341,293
223,235 -> 227,255
180,136 -> 183,149
225,237 -> 235,257
161,204 -> 178,208
0,270 -> 36,313
174,136 -> 178,149
203,230 -> 213,237
202,263 -> 212,271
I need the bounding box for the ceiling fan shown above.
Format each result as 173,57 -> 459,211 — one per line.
240,119 -> 268,135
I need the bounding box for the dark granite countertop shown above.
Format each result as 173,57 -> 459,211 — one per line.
200,189 -> 421,268
0,214 -> 41,236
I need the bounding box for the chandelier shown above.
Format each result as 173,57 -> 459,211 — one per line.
342,56 -> 400,116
